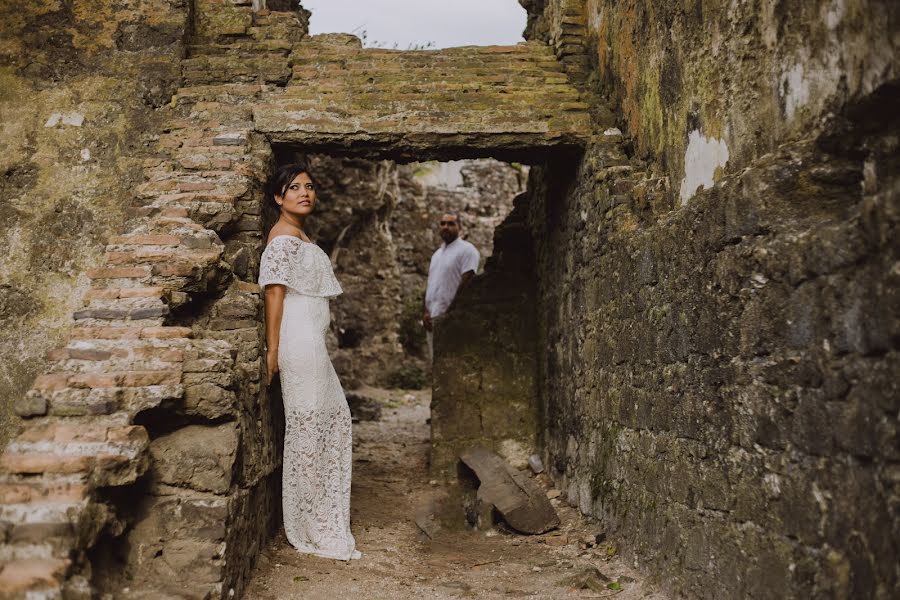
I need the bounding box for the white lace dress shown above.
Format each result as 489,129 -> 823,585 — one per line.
258,235 -> 361,561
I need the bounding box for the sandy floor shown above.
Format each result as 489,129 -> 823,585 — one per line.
243,390 -> 668,600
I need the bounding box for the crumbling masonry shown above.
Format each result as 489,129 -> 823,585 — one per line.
0,0 -> 897,599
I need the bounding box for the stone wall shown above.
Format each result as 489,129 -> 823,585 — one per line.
0,3 -> 309,598
511,0 -> 899,597
432,194 -> 541,474
534,0 -> 898,203
0,0 -> 189,448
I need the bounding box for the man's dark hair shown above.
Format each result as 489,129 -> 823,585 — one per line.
441,212 -> 462,227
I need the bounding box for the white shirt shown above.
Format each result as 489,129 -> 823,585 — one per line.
425,238 -> 480,318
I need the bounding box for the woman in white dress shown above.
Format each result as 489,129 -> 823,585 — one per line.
258,163 -> 361,560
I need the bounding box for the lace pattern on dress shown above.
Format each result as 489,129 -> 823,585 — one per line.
258,236 -> 342,297
259,237 -> 359,561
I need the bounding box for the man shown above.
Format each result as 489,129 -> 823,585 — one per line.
423,213 -> 480,360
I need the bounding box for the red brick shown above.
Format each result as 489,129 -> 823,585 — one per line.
68,373 -> 118,389
45,348 -> 69,361
0,484 -> 33,504
109,234 -> 180,246
0,558 -> 69,594
0,453 -> 93,474
152,263 -> 197,277
17,423 -> 106,444
84,288 -> 121,301
0,482 -> 88,505
160,207 -> 190,218
119,286 -> 165,298
140,326 -> 193,339
120,370 -> 180,387
68,349 -> 112,361
132,347 -> 184,362
32,374 -> 69,392
10,522 -> 74,543
106,426 -> 148,444
178,181 -> 216,192
69,327 -> 142,340
87,266 -> 150,279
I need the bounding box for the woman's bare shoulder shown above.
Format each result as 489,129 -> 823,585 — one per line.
267,224 -> 301,245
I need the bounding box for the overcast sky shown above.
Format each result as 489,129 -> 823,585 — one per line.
301,0 -> 527,49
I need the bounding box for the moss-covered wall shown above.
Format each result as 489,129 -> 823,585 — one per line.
0,0 -> 188,447
528,0 -> 897,202
517,0 -> 899,597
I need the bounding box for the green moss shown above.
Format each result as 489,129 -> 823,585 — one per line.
398,291 -> 427,356
386,364 -> 428,390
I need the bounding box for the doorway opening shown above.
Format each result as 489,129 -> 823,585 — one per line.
266,150 -> 528,398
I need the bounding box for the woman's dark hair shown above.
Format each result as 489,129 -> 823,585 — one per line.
263,162 -> 318,235
267,162 -> 318,199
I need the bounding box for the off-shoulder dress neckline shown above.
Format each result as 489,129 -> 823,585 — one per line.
266,234 -> 314,248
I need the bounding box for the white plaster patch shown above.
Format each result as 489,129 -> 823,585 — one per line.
80,148 -> 91,162
44,112 -> 84,128
678,130 -> 730,205
782,63 -> 810,121
586,0 -> 604,33
823,0 -> 845,31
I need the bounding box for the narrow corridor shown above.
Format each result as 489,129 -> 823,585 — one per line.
244,390 -> 667,600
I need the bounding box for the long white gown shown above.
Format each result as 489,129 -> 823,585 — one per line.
258,235 -> 361,561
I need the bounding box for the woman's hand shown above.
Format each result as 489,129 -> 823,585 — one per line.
266,348 -> 279,384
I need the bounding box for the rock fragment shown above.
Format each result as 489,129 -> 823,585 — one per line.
345,392 -> 382,422
458,446 -> 560,535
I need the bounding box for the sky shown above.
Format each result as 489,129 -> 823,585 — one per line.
300,0 -> 527,49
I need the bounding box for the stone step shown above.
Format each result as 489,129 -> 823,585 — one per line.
100,247 -> 221,268
30,369 -> 183,394
0,557 -> 69,597
67,325 -> 192,342
0,421 -> 149,486
18,384 -> 184,419
0,539 -> 72,564
73,295 -> 169,324
0,477 -> 89,506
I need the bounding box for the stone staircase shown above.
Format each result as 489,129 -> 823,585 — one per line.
0,34 -> 279,600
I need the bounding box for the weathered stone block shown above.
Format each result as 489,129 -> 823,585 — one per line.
149,423 -> 239,494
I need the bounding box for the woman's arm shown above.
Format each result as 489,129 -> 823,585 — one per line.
264,284 -> 287,384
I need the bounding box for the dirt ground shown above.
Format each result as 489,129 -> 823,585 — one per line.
243,389 -> 669,600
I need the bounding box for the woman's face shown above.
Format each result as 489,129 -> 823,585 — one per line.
276,172 -> 316,217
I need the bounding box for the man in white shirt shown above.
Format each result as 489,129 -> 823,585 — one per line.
423,213 -> 480,360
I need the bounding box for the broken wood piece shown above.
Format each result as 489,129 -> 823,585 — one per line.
458,446 -> 560,534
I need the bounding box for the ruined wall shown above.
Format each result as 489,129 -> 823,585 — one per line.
0,0 -> 188,447
536,0 -> 898,205
432,194 -> 540,474
517,0 -> 899,597
280,155 -> 524,389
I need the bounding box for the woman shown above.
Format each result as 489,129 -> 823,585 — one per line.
258,163 -> 361,561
